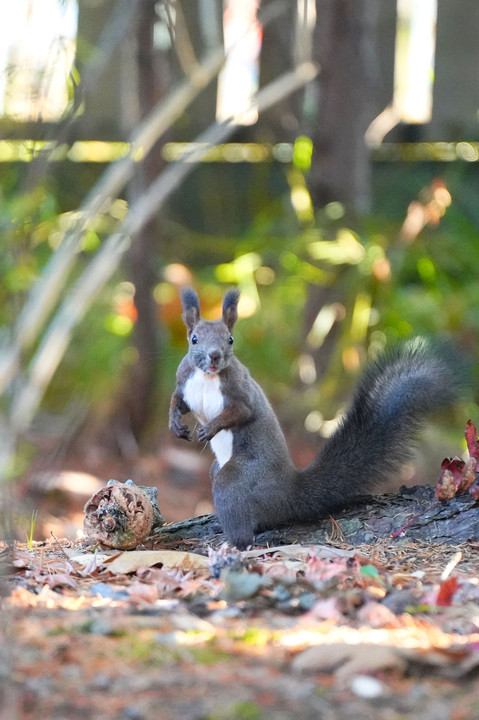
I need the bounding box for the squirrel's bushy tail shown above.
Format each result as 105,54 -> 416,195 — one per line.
296,338 -> 465,519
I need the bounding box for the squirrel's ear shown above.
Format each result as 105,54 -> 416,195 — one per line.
180,287 -> 200,332
222,288 -> 240,331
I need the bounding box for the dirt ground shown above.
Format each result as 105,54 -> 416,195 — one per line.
5,429 -> 479,720
4,531 -> 479,720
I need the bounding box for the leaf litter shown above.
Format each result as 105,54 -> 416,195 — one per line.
4,421 -> 479,718
5,531 -> 479,719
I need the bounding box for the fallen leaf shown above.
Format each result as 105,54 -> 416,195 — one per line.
458,457 -> 477,493
360,564 -> 380,579
45,573 -> 77,589
222,570 -> 270,602
306,596 -> 342,620
106,550 -> 209,575
437,422 -> 479,502
436,576 -> 461,607
465,420 -> 479,468
291,642 -> 407,679
304,553 -> 357,583
356,601 -> 401,628
72,552 -> 113,576
126,580 -> 159,604
243,544 -> 356,561
436,468 -> 460,502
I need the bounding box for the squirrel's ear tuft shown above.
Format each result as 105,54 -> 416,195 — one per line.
222,288 -> 240,331
180,287 -> 200,331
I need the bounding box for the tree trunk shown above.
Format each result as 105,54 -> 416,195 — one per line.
112,0 -> 166,451
309,0 -> 378,214
300,1 -> 379,384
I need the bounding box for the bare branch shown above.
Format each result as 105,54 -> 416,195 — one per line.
0,60 -> 318,480
0,47 -> 225,396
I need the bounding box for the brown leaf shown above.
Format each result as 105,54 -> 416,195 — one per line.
304,552 -> 357,583
356,601 -> 402,629
126,580 -> 159,605
106,550 -> 209,575
45,573 -> 77,589
292,642 -> 407,679
435,468 -> 460,502
458,457 -> 477,493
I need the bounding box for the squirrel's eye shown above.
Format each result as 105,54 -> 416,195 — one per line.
228,336 -> 234,345
191,334 -> 198,345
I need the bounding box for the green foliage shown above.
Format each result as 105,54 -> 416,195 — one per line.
24,509 -> 39,550
165,158 -> 479,437
1,156 -> 478,463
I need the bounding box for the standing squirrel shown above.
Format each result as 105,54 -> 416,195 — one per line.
169,287 -> 463,549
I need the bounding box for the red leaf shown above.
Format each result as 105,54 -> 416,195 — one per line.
465,420 -> 479,469
458,457 -> 477,493
436,576 -> 460,607
441,457 -> 465,478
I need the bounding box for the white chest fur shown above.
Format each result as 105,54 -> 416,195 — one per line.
183,368 -> 233,469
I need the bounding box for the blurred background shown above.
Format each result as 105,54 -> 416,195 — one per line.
1,0 -> 479,540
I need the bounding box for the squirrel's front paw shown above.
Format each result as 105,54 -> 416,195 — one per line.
170,418 -> 191,441
197,424 -> 215,443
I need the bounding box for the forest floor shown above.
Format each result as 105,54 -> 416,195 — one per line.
4,435 -> 479,720
4,529 -> 479,719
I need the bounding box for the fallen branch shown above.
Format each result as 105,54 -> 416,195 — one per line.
150,484 -> 479,553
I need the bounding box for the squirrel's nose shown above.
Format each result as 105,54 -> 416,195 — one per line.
209,350 -> 221,364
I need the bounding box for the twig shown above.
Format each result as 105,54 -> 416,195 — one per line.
441,551 -> 462,581
49,531 -> 71,561
50,531 -> 80,576
390,503 -> 441,539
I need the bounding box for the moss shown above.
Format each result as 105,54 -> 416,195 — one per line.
234,627 -> 273,646
188,644 -> 231,666
207,700 -> 263,720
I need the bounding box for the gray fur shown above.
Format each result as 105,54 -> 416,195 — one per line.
170,289 -> 464,548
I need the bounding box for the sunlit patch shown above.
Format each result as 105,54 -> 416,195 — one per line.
68,141 -> 130,163
342,346 -> 362,373
216,0 -> 262,125
255,266 -> 275,286
0,0 -> 78,121
298,354 -> 317,385
104,314 -> 134,337
394,0 -> 437,124
400,178 -> 452,243
307,304 -> 345,350
308,230 -> 365,266
53,471 -> 103,496
237,295 -> 257,319
304,410 -> 323,433
319,416 -> 342,438
163,263 -> 193,286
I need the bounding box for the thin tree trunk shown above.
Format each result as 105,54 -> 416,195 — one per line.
301,0 -> 379,382
116,0 -> 165,449
309,0 -> 378,214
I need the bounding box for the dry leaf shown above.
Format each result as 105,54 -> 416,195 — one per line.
106,550 -> 209,575
126,580 -> 159,604
356,601 -> 402,628
292,642 -> 407,679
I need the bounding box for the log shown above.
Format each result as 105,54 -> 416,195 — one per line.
151,484 -> 479,552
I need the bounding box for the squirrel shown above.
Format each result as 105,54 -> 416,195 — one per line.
169,287 -> 463,549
